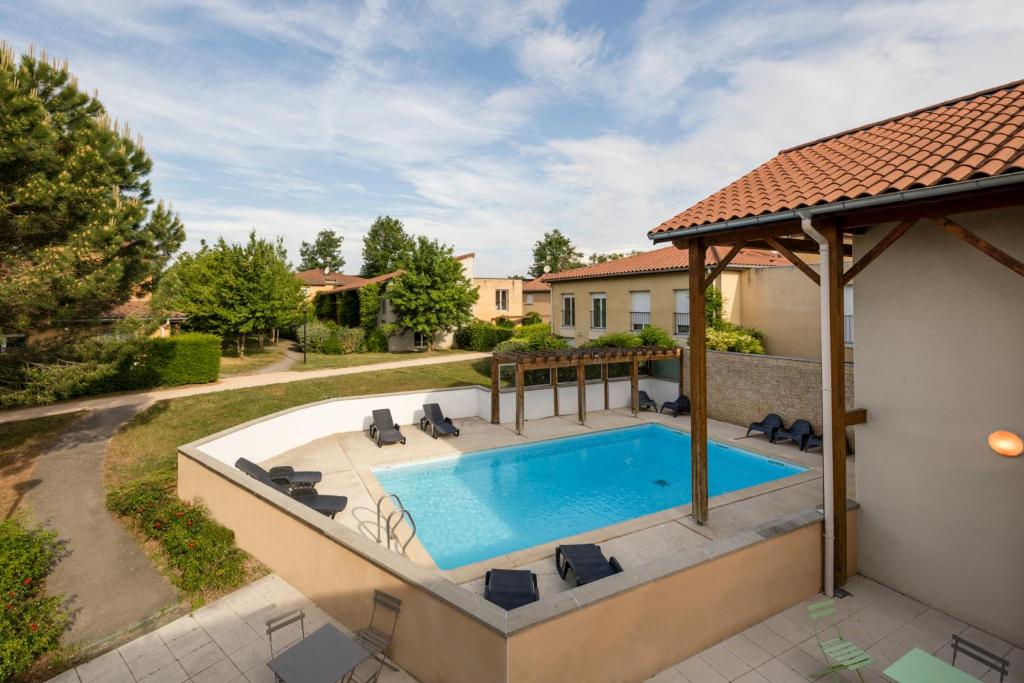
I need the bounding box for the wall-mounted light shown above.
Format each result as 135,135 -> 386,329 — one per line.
988,430 -> 1023,457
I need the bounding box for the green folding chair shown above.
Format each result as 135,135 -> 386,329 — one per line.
807,598 -> 873,681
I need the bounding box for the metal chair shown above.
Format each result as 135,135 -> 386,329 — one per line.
952,634 -> 1010,682
266,609 -> 306,682
806,598 -> 871,681
354,591 -> 401,672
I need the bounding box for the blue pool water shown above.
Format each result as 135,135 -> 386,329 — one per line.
373,424 -> 806,569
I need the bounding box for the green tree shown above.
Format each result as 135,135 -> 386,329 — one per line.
298,229 -> 345,272
358,283 -> 382,333
359,216 -> 414,277
529,229 -> 584,277
385,237 -> 478,350
0,44 -> 185,334
587,250 -> 644,265
162,232 -> 303,356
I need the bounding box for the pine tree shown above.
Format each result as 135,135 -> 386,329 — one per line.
298,229 -> 345,272
359,216 -> 414,277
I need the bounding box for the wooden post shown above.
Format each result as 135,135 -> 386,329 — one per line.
490,357 -> 500,424
577,359 -> 586,425
688,240 -> 709,524
825,222 -> 848,586
603,363 -> 609,410
677,348 -> 685,397
515,363 -> 525,435
630,357 -> 639,416
551,368 -> 559,417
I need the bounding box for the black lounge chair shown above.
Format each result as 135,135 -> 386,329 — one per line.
805,434 -> 823,451
555,544 -> 623,586
659,395 -> 690,417
239,466 -> 348,519
235,457 -> 321,490
419,403 -> 459,439
369,409 -> 406,448
746,414 -> 784,442
774,419 -> 814,450
484,569 -> 538,611
637,391 -> 657,412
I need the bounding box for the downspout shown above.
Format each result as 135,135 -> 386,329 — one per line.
798,210 -> 835,598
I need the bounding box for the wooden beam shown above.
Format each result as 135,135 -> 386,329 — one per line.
825,220 -> 848,587
515,364 -> 525,435
630,358 -> 639,416
746,237 -> 850,257
551,368 -> 559,417
678,347 -> 685,397
766,237 -> 821,285
577,359 -> 586,425
929,215 -> 1024,277
703,241 -> 746,289
841,219 -> 916,285
845,408 -> 867,426
688,240 -> 709,524
490,358 -> 500,424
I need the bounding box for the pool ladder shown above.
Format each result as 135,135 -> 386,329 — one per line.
375,493 -> 417,556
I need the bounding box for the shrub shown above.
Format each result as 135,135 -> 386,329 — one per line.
706,328 -> 766,354
454,321 -> 514,351
363,328 -> 389,352
494,338 -> 530,353
494,316 -> 515,329
334,327 -> 364,354
107,477 -> 247,593
136,333 -> 221,386
0,518 -> 69,680
522,311 -> 542,325
321,337 -> 343,354
514,322 -> 552,338
586,331 -> 641,349
636,325 -> 676,348
297,319 -> 336,353
358,284 -> 382,333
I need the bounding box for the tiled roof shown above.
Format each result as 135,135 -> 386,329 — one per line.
522,275 -> 551,292
326,253 -> 475,292
544,246 -> 784,282
650,79 -> 1024,235
295,269 -> 367,287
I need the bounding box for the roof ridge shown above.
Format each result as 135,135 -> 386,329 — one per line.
780,78 -> 1024,154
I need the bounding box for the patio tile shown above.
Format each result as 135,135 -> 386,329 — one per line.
743,623 -> 797,656
734,671 -> 771,683
228,635 -> 272,673
753,658 -> 807,683
178,639 -> 227,676
210,622 -> 261,655
123,643 -> 176,680
673,654 -> 728,682
163,623 -> 212,659
190,656 -> 243,683
763,613 -> 814,646
47,670 -> 81,683
156,615 -> 201,645
244,661 -> 277,683
646,667 -> 688,681
898,607 -> 967,652
776,645 -> 830,680
76,649 -> 130,683
722,633 -> 773,668
118,630 -> 165,663
699,643 -> 753,680
137,660 -> 188,683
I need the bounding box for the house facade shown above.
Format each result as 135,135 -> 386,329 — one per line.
522,276 -> 552,322
294,268 -> 366,301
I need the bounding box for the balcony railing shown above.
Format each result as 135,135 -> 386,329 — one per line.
844,314 -> 854,345
630,311 -> 651,331
674,312 -> 690,336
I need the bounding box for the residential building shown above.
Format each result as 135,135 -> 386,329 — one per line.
294,268 -> 367,301
648,79 -> 1024,645
521,276 -> 551,321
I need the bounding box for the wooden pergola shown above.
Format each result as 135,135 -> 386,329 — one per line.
655,183 -> 1024,590
490,346 -> 683,434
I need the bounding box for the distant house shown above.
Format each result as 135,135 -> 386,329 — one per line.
294,268 -> 368,301
522,276 -> 552,322
545,245 -> 841,358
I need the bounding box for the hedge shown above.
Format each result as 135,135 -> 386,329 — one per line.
454,321 -> 514,351
113,333 -> 221,389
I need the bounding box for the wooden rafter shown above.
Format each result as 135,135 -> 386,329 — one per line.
688,240 -> 709,524
841,219 -> 916,285
929,215 -> 1024,277
703,241 -> 746,289
766,237 -> 821,285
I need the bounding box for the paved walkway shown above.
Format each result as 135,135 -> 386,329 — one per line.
48,574 -> 418,683
28,402 -> 179,646
0,352 -> 488,424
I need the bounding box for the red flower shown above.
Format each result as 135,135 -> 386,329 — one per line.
154,521 -> 162,529
30,623 -> 38,632
186,519 -> 192,526
188,541 -> 195,549
22,577 -> 31,585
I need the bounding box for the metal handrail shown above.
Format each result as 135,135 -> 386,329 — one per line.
384,508 -> 417,555
375,492 -> 404,543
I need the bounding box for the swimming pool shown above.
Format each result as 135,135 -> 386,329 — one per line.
372,424 -> 806,569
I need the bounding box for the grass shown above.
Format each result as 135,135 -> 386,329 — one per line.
218,340 -> 287,377
0,412 -> 85,519
290,348 -> 469,371
105,357 -> 490,489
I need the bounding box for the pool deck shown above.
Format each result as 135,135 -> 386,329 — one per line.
263,408 -> 854,600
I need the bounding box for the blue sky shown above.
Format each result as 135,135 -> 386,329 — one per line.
3,0 -> 1022,275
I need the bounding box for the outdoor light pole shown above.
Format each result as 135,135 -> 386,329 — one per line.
303,304 -> 308,365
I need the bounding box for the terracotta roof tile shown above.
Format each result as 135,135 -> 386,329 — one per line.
544,246 -> 785,282
522,275 -> 551,292
650,80 -> 1024,235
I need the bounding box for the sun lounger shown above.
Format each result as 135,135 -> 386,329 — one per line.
637,391 -> 657,411
746,414 -> 784,442
555,544 -> 623,586
369,409 -> 406,447
659,395 -> 691,417
235,457 -> 321,489
484,569 -> 538,611
774,419 -> 814,450
805,433 -> 823,451
419,403 -> 459,438
238,464 -> 348,519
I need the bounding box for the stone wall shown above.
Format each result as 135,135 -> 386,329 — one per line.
655,350 -> 855,438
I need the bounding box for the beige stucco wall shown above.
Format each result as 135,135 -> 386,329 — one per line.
739,265 -> 826,359
473,278 -> 524,322
522,290 -> 551,322
713,269 -> 743,323
853,207 -> 1024,646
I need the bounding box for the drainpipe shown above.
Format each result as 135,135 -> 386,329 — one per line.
798,210 -> 835,598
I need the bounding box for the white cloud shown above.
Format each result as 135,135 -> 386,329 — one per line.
516,27 -> 603,93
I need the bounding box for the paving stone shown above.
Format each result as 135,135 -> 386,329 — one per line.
244,661 -> 277,683
673,654 -> 728,682
76,649 -> 130,683
700,643 -> 753,680
124,643 -> 176,681
46,669 -> 82,683
211,623 -> 261,655
190,655 -> 243,683
163,623 -> 212,659
228,635 -> 272,673
742,623 -> 794,656
734,671 -> 771,683
646,667 -> 688,681
722,633 -> 773,668
118,631 -> 165,664
754,658 -> 807,683
178,639 -> 227,676
137,660 -> 188,683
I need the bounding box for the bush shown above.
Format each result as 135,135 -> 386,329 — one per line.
522,311 -> 542,325
297,319 -> 336,353
586,331 -> 641,349
636,325 -> 676,348
494,338 -> 530,353
335,327 -> 364,354
364,328 -> 389,352
706,328 -> 766,354
515,322 -> 552,338
494,316 -> 515,329
454,321 -> 514,351
136,333 -> 221,386
107,476 -> 247,593
0,518 -> 69,681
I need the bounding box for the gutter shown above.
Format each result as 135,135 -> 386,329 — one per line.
649,171 -> 1024,243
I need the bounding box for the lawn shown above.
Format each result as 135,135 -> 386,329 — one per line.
105,357 -> 490,488
290,348 -> 470,371
0,412 -> 84,518
218,339 -> 287,377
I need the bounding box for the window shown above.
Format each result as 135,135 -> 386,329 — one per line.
561,294 -> 576,327
495,288 -> 509,311
844,286 -> 854,345
591,293 -> 607,329
629,291 -> 651,330
526,294 -> 534,305
413,331 -> 428,348
674,289 -> 690,336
